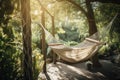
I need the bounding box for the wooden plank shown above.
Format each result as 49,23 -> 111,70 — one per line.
85,38 -> 101,44
48,43 -> 63,46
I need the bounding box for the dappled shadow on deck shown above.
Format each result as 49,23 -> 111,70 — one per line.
38,60 -> 120,80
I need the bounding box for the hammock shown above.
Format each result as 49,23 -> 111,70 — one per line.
38,23 -> 103,63
48,39 -> 102,63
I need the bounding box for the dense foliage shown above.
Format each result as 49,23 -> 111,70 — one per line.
95,3 -> 120,54
0,0 -> 22,80
0,26 -> 22,80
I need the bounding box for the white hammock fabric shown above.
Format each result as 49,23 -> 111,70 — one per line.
48,39 -> 101,63
39,24 -> 102,63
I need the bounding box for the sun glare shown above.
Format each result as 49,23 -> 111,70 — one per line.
47,4 -> 52,9
34,10 -> 39,15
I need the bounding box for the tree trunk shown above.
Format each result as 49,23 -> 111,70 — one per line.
86,0 -> 97,35
86,0 -> 101,67
41,8 -> 47,73
51,16 -> 57,64
21,0 -> 33,79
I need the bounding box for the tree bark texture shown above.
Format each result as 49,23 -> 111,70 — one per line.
86,0 -> 97,35
21,0 -> 33,79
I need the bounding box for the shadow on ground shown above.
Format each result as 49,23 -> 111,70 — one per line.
38,60 -> 120,80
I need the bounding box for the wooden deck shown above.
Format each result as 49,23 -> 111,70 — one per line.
38,60 -> 120,80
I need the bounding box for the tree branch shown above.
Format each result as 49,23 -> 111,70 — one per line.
66,0 -> 87,17
90,0 -> 120,4
37,0 -> 53,17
